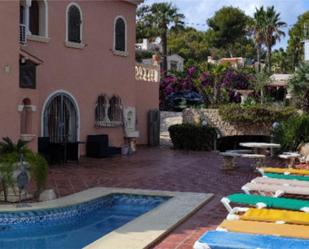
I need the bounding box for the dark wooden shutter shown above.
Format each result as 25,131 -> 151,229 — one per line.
115,18 -> 125,51
29,0 -> 39,35
68,6 -> 81,43
20,61 -> 37,89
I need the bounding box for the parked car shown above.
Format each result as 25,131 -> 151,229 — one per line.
165,90 -> 204,111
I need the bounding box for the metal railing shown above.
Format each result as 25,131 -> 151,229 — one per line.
20,24 -> 27,44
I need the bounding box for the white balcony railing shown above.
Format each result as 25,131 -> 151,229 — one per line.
135,64 -> 160,83
20,24 -> 27,44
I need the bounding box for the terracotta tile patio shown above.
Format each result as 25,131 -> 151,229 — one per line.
46,147 -> 282,249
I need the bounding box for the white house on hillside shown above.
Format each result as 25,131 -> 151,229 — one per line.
136,38 -> 184,72
142,54 -> 184,72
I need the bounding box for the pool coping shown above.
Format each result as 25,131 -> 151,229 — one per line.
0,187 -> 213,249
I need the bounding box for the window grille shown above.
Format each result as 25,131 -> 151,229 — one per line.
95,95 -> 123,127
108,96 -> 123,122
95,95 -> 109,122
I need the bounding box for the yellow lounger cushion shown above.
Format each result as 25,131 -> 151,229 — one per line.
219,219 -> 309,239
240,208 -> 309,225
261,167 -> 309,176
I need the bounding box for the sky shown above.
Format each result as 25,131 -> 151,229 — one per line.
143,0 -> 309,49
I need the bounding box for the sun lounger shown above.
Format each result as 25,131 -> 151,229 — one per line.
258,167 -> 309,176
241,182 -> 309,197
227,207 -> 309,225
252,176 -> 309,187
194,230 -> 309,249
265,173 -> 309,181
221,193 -> 309,212
218,219 -> 309,239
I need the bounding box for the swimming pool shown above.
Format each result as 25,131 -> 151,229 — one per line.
0,193 -> 169,249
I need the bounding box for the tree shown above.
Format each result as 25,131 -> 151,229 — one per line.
252,7 -> 266,72
168,27 -> 209,64
207,7 -> 251,57
272,48 -> 292,73
137,3 -> 185,77
262,6 -> 286,73
289,63 -> 309,113
287,11 -> 309,67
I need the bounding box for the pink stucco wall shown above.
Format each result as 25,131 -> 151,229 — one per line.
0,1 -> 20,142
0,0 -> 159,154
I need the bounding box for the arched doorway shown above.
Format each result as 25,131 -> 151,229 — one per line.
43,92 -> 79,143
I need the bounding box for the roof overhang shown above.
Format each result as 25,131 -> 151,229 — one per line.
124,0 -> 144,5
20,49 -> 43,65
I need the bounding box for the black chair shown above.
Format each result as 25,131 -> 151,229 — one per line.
86,134 -> 121,158
38,137 -> 52,164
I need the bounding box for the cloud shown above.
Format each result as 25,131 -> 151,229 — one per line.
143,0 -> 309,48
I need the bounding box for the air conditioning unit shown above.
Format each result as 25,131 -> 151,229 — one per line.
20,24 -> 27,44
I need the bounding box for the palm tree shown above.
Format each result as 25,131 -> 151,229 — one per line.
252,7 -> 266,72
263,6 -> 286,73
137,3 -> 185,77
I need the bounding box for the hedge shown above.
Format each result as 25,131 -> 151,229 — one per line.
168,124 -> 217,151
219,104 -> 295,124
274,114 -> 309,152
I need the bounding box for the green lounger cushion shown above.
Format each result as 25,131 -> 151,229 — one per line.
228,193 -> 309,211
265,173 -> 309,182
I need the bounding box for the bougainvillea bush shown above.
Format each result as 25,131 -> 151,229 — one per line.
160,65 -> 254,110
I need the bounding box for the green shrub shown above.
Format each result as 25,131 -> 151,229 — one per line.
0,137 -> 48,196
289,63 -> 309,112
168,124 -> 217,151
219,104 -> 295,124
25,152 -> 48,195
274,114 -> 309,152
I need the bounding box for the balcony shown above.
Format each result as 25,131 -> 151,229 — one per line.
135,64 -> 160,83
20,24 -> 27,44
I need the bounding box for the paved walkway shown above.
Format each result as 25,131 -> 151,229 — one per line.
46,147 -> 281,249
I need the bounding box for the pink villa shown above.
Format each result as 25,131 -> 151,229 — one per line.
0,0 -> 160,159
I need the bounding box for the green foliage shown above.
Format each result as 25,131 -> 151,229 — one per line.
289,63 -> 309,112
135,50 -> 153,63
0,138 -> 48,198
274,114 -> 309,152
0,137 -> 28,154
252,6 -> 286,73
207,6 -> 251,57
168,124 -> 217,151
136,2 -> 185,75
25,152 -> 48,194
287,11 -> 309,67
271,48 -> 293,73
219,104 -> 295,124
254,72 -> 271,104
168,27 -> 210,63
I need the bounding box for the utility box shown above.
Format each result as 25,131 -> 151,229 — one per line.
148,109 -> 160,146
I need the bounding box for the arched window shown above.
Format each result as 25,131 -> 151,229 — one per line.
29,0 -> 39,35
114,17 -> 126,52
67,3 -> 82,43
108,96 -> 123,122
95,95 -> 109,123
28,0 -> 48,37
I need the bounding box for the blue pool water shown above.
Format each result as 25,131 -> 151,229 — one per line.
0,194 -> 169,249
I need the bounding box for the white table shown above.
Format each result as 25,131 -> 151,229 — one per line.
239,142 -> 281,156
279,152 -> 301,168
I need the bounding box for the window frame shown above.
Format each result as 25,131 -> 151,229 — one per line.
65,2 -> 84,47
113,16 -> 128,56
20,0 -> 49,40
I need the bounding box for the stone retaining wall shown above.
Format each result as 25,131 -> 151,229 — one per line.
183,108 -> 271,137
